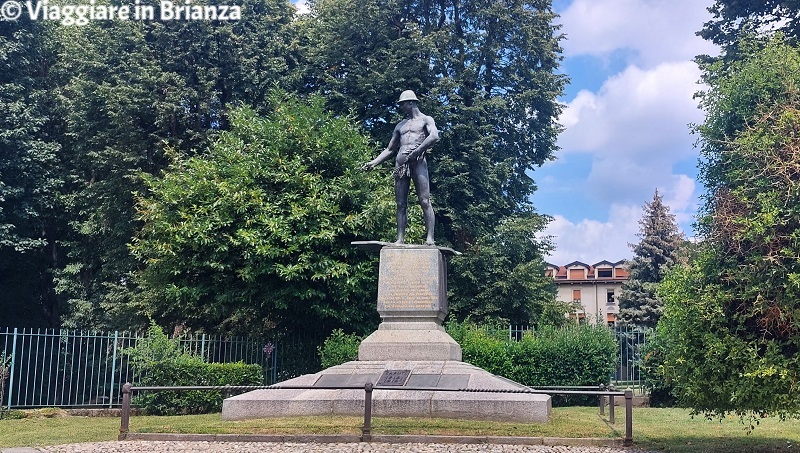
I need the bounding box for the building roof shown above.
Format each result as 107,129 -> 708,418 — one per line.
545,260 -> 629,282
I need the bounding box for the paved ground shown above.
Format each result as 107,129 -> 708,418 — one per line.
3,441 -> 657,453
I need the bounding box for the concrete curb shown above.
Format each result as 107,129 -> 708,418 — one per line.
122,433 -> 624,447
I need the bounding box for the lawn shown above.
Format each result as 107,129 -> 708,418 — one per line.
1,407 -> 798,452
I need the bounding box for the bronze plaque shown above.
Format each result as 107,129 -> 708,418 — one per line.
376,369 -> 412,386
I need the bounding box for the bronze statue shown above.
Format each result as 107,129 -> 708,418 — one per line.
363,90 -> 439,245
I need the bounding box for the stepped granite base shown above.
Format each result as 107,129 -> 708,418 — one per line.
221,243 -> 551,424
221,360 -> 551,423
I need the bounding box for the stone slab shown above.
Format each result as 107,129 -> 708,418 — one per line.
358,328 -> 462,361
222,361 -> 551,423
351,240 -> 461,256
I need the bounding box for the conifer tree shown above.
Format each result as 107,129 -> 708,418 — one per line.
617,190 -> 684,328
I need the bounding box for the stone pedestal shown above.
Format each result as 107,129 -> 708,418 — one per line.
221,241 -> 551,424
359,246 -> 462,361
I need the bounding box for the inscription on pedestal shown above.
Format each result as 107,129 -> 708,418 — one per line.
379,277 -> 437,311
377,248 -> 446,317
377,369 -> 411,386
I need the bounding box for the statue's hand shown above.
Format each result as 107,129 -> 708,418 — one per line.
361,162 -> 375,171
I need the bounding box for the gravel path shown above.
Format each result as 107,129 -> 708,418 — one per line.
28,441 -> 657,453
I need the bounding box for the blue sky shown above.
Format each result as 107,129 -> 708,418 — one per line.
292,0 -> 719,265
532,0 -> 719,265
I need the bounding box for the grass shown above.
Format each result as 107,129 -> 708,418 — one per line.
1,407 -> 799,452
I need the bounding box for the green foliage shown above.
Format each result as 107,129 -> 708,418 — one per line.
124,323 -> 261,415
617,190 -> 685,329
303,0 -> 566,249
449,215 -> 566,326
132,93 -> 394,336
657,36 -> 800,420
44,0 -> 301,331
0,18 -> 64,327
447,321 -> 617,404
639,329 -> 678,407
124,322 -> 196,368
440,191 -> 564,329
318,329 -> 364,369
134,361 -> 262,416
699,0 -> 800,60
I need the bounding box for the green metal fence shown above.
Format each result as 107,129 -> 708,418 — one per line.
1,325 -> 647,409
0,327 -> 320,409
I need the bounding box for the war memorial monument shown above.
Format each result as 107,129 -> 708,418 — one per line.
221,91 -> 551,423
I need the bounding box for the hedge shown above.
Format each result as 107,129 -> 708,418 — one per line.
320,322 -> 617,405
134,361 -> 262,415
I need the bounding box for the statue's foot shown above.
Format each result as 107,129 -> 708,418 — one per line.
394,238 -> 405,244
425,239 -> 435,246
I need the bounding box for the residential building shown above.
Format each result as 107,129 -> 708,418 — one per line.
545,260 -> 629,325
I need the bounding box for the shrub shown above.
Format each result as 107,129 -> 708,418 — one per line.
641,329 -> 678,407
448,321 -> 617,405
124,322 -> 262,415
510,325 -> 617,387
134,361 -> 262,415
318,329 -> 363,369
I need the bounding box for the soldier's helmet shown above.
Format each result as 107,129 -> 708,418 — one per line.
397,90 -> 419,103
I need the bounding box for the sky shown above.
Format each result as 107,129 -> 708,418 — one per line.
291,0 -> 720,266
534,0 -> 719,265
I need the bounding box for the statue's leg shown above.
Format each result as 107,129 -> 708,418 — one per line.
395,177 -> 411,244
412,159 -> 435,245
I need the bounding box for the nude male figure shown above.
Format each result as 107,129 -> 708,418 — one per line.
363,90 -> 439,245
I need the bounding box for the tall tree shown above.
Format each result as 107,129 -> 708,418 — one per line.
302,0 -> 566,248
448,215 -> 565,326
50,0 -> 301,330
659,36 -> 800,419
617,190 -> 684,329
0,18 -> 63,327
700,0 -> 800,58
132,96 -> 395,336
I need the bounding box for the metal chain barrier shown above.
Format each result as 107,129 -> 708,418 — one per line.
119,383 -> 634,446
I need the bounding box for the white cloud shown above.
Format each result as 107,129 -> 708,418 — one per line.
556,61 -> 706,209
541,204 -> 640,265
541,174 -> 698,265
559,62 -> 704,160
538,0 -> 712,264
663,174 -> 698,226
559,0 -> 718,65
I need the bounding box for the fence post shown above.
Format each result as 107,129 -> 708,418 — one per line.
624,388 -> 633,447
609,393 -> 615,424
119,383 -> 131,440
362,382 -> 373,442
109,331 -> 119,409
6,328 -> 18,409
598,384 -> 605,415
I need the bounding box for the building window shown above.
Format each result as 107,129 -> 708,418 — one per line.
607,289 -> 615,304
598,268 -> 612,278
573,289 -> 581,303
